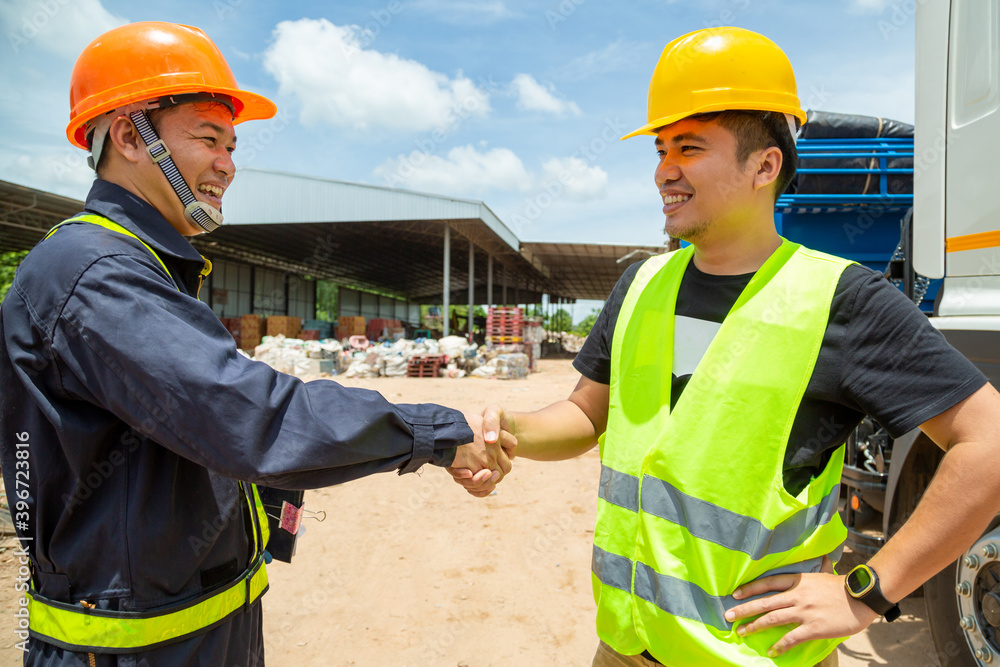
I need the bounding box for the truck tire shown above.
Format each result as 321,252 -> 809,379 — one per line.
925,519 -> 1000,667
925,558 -> 978,667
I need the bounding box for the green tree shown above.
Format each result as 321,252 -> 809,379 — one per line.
0,250 -> 28,302
315,280 -> 337,321
548,307 -> 572,332
574,307 -> 602,336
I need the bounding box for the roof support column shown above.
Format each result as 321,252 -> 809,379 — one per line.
502,263 -> 507,306
487,254 -> 494,312
443,224 -> 450,337
467,242 -> 475,339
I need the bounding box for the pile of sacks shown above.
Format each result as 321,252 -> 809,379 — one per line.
252,335 -> 344,378
253,334 -> 534,380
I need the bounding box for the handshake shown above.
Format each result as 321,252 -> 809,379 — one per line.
448,405 -> 516,498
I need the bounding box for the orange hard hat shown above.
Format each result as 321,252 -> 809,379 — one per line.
67,21 -> 276,149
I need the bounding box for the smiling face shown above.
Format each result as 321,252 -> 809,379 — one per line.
138,102 -> 237,236
654,117 -> 769,245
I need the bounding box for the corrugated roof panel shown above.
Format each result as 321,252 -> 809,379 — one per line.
224,168 -> 519,251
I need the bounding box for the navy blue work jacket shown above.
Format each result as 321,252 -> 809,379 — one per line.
0,179 -> 473,666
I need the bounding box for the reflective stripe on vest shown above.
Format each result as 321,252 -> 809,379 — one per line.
592,240 -> 851,666
599,465 -> 842,559
592,545 -> 837,632
29,214 -> 270,652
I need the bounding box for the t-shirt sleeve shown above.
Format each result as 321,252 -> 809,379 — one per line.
572,261 -> 644,385
839,267 -> 988,438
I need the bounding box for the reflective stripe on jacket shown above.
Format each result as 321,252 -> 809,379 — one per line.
0,180 -> 472,665
25,215 -> 271,653
593,240 -> 851,666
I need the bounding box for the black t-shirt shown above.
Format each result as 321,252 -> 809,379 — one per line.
574,259 -> 987,496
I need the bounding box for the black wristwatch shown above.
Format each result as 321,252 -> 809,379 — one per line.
845,564 -> 901,622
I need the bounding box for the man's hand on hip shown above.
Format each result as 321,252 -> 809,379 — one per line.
725,571 -> 878,657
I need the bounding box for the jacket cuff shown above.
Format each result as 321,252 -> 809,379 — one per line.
399,423 -> 434,474
396,414 -> 473,474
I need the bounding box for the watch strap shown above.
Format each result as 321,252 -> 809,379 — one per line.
847,565 -> 901,621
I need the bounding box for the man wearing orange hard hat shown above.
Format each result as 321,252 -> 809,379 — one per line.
451,26 -> 1000,666
0,21 -> 513,665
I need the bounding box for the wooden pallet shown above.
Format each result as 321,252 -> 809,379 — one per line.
406,354 -> 446,378
487,335 -> 524,343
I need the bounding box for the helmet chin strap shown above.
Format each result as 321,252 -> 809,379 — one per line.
127,109 -> 224,234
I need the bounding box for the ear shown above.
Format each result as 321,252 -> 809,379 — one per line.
752,146 -> 783,192
106,116 -> 145,165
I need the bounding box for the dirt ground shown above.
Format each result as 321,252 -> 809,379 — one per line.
0,359 -> 943,666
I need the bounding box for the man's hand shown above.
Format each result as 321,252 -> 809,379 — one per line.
447,409 -> 516,498
724,571 -> 879,657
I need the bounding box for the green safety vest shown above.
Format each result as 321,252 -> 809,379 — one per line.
593,240 -> 851,666
27,214 -> 271,653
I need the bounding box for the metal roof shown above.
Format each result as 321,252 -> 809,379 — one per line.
224,168 -> 521,252
200,168 -> 549,302
0,175 -> 664,304
521,242 -> 667,300
0,179 -> 87,254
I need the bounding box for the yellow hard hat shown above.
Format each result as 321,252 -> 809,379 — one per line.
621,27 -> 806,140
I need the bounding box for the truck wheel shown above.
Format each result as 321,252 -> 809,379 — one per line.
925,558 -> 979,666
926,522 -> 1000,666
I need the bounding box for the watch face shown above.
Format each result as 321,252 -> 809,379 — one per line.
847,565 -> 876,596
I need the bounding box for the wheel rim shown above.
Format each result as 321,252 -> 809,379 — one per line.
959,527 -> 1000,662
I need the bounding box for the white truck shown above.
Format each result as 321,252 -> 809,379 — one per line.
846,1 -> 1000,664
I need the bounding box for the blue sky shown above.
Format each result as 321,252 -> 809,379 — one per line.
1,0 -> 915,317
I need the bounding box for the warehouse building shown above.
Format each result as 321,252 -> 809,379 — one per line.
0,171 -> 663,336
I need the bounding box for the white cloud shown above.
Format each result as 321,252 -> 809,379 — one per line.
511,74 -> 581,116
1,0 -> 126,58
541,157 -> 607,201
373,145 -> 608,207
262,18 -> 491,132
374,145 -> 533,195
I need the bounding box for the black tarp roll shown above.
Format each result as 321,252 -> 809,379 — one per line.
789,110 -> 914,196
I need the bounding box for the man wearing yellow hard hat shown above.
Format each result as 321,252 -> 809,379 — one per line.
0,22 -> 514,665
452,26 -> 1000,666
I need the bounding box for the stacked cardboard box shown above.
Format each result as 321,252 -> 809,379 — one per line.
267,316 -> 302,339
336,316 -> 366,340
240,314 -> 264,351
366,318 -> 401,342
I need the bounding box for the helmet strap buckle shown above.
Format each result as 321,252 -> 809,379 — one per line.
145,138 -> 172,164
127,109 -> 225,234
184,202 -> 223,233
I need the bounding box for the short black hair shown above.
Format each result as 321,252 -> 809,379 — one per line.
689,110 -> 798,202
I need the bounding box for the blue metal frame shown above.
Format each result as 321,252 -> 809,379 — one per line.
774,137 -> 937,311
777,138 -> 913,208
